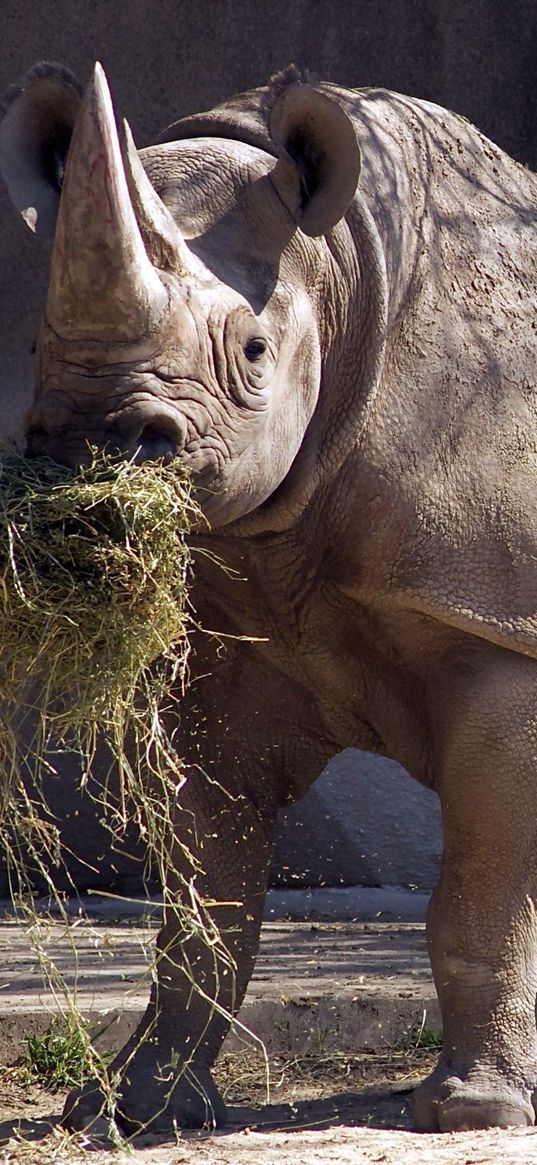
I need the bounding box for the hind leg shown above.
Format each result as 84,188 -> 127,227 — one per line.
414,651 -> 537,1131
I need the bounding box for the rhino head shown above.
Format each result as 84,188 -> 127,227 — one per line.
0,63 -> 361,527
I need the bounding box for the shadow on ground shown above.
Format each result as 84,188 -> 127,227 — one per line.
0,1084 -> 414,1151
0,1112 -> 58,1146
223,1083 -> 413,1134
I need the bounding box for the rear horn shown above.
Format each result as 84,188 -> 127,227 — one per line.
121,118 -> 196,276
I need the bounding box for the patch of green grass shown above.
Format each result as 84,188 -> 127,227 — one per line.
413,1024 -> 443,1051
24,1018 -> 93,1090
397,1013 -> 443,1053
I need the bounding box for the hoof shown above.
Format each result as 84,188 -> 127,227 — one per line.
438,1094 -> 534,1132
118,1062 -> 227,1135
62,1061 -> 227,1137
62,1081 -> 117,1140
413,1071 -> 535,1132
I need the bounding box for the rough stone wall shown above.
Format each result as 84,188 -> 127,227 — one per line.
0,0 -> 533,891
1,0 -> 536,425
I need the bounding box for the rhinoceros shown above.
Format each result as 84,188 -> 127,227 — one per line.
1,59 -> 537,1137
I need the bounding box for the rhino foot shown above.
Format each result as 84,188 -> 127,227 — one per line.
413,1066 -> 535,1132
62,1051 -> 227,1138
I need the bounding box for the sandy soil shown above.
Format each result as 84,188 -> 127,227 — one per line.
0,1051 -> 537,1164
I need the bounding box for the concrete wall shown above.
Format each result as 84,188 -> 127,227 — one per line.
0,0 -> 532,892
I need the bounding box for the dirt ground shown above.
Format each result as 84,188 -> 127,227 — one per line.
0,1051 -> 537,1164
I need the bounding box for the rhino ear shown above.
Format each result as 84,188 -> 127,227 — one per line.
0,62 -> 83,239
267,67 -> 361,238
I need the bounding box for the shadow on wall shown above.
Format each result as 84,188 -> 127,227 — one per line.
0,747 -> 442,898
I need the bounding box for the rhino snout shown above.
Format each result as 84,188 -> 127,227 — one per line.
25,402 -> 188,468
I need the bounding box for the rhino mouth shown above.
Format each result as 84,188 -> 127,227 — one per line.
24,419 -> 228,530
24,386 -> 194,468
25,423 -> 179,466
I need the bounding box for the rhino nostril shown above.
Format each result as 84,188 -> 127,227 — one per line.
137,423 -> 182,463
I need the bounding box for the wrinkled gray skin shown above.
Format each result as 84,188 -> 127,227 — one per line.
2,60 -> 537,1137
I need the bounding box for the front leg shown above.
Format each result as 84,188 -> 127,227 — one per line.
414,649 -> 537,1131
64,755 -> 277,1134
64,642 -> 333,1135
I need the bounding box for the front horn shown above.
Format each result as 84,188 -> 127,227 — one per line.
46,62 -> 167,343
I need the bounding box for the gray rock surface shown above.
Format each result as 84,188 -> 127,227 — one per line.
271,751 -> 442,891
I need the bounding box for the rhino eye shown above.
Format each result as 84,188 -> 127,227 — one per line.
244,337 -> 267,361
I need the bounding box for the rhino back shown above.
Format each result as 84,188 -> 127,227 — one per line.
332,88 -> 537,658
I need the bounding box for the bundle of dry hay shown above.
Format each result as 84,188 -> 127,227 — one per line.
0,450 -> 195,729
